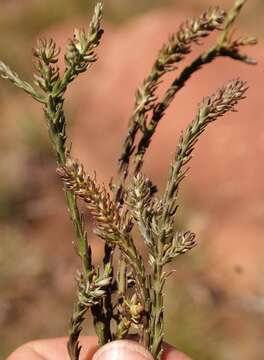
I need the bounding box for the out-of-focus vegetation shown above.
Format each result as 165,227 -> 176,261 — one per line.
0,1 -> 263,359
0,0 -> 262,86
0,0 -> 173,70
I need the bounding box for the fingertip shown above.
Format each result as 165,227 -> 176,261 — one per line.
6,337 -> 191,360
6,336 -> 99,360
162,343 -> 192,360
6,343 -> 45,360
92,340 -> 154,360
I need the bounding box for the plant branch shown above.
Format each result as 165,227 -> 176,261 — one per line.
0,2 -> 110,354
147,79 -> 247,360
161,79 -> 247,235
132,0 -> 256,174
114,9 -> 227,335
0,62 -> 46,103
116,6 -> 226,201
58,159 -> 150,346
58,159 -> 149,308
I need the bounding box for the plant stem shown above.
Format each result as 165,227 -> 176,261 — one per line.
45,94 -> 92,270
150,262 -> 164,360
217,0 -> 246,46
102,243 -> 114,342
45,95 -> 111,347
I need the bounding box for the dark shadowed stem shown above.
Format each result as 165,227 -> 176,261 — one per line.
133,46 -> 217,174
102,242 -> 114,342
91,303 -> 110,346
68,302 -> 88,360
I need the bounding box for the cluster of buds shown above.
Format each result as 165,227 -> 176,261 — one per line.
65,2 -> 104,78
33,38 -> 60,92
157,7 -> 226,72
117,294 -> 145,338
78,264 -> 112,307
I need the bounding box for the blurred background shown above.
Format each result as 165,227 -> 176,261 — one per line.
0,0 -> 263,359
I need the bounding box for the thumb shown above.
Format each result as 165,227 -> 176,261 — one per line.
92,340 -> 153,360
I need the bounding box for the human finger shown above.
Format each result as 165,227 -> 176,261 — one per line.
92,340 -> 192,360
6,337 -> 192,360
6,336 -> 98,360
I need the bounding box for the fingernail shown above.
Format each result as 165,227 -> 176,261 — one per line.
92,340 -> 154,360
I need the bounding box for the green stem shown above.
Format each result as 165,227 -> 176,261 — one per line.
150,261 -> 164,360
46,96 -> 92,271
45,96 -> 109,347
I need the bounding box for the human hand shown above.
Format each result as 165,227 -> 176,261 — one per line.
7,336 -> 192,360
